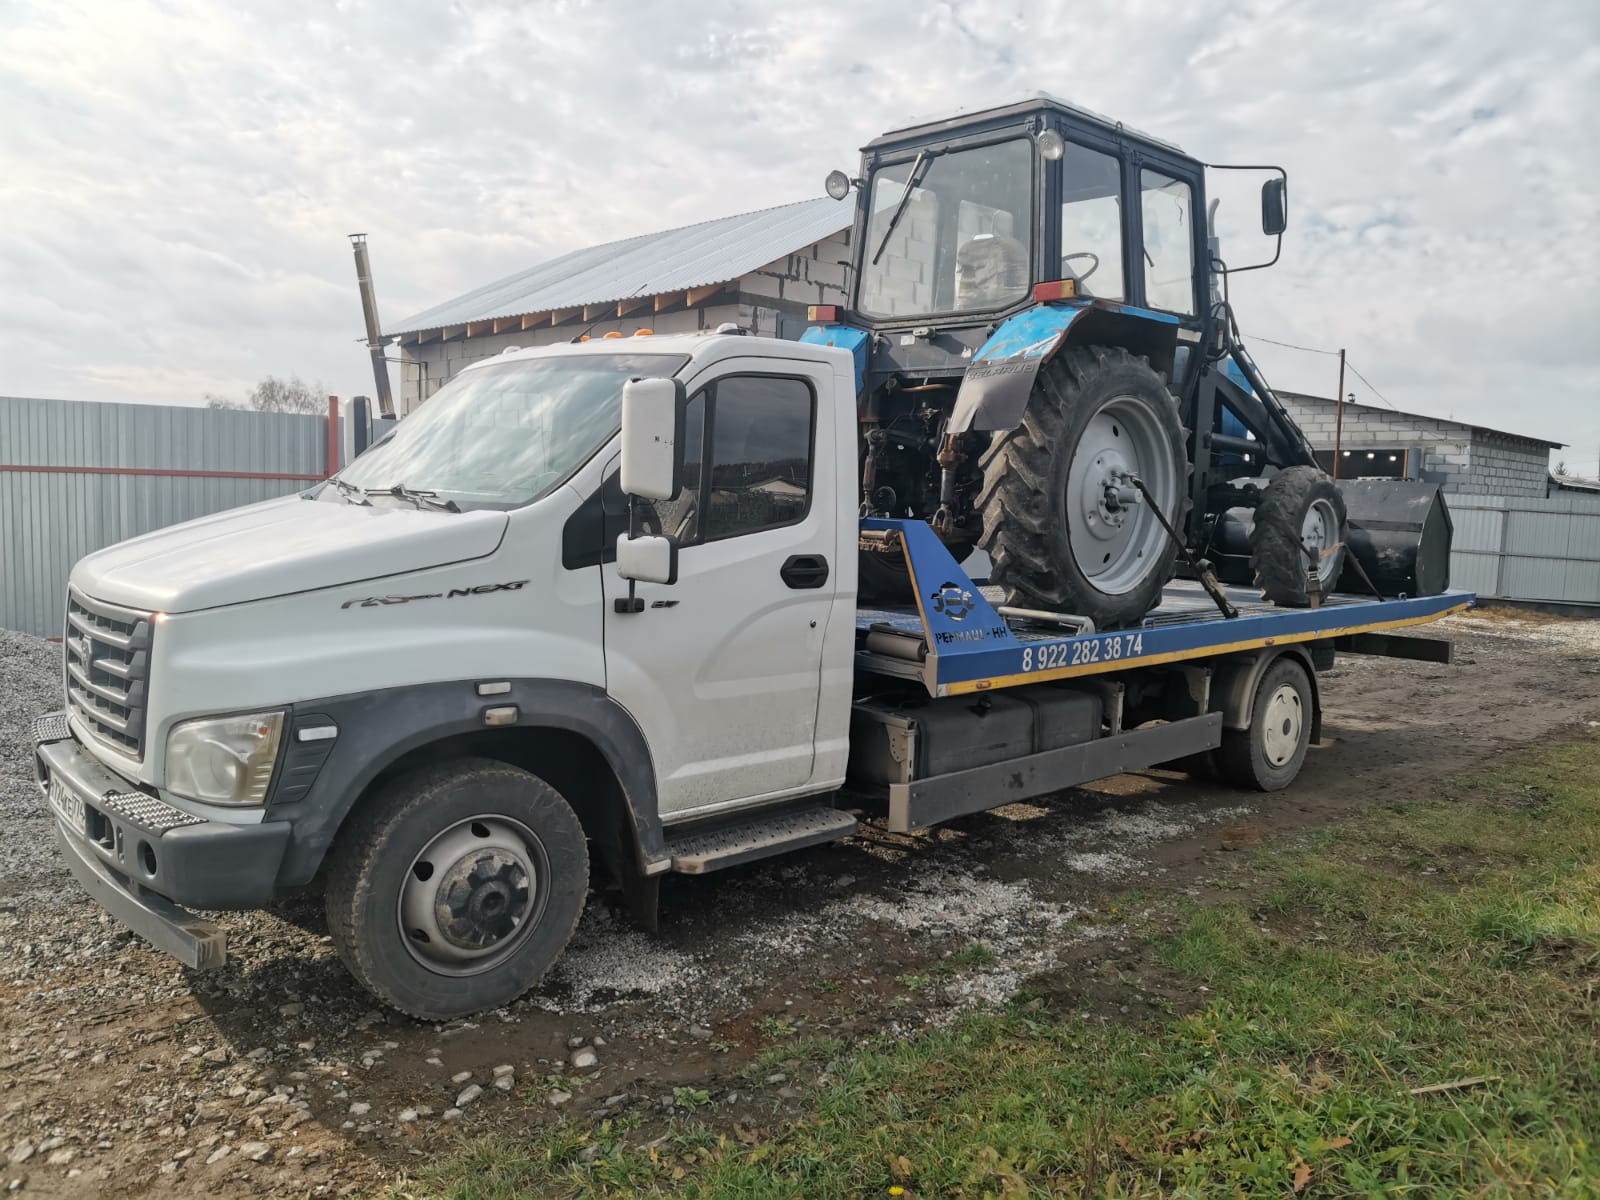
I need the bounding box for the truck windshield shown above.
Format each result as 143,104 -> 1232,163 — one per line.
857,137 -> 1034,319
335,353 -> 689,509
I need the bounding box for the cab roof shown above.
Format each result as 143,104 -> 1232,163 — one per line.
456,331 -> 848,373
864,92 -> 1189,159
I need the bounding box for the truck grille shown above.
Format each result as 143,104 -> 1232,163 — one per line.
63,590 -> 154,761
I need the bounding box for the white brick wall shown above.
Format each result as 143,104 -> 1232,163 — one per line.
737,230 -> 853,308
397,303 -> 742,413
1275,393 -> 1549,497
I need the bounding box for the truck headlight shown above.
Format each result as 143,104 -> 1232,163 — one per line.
165,711 -> 285,806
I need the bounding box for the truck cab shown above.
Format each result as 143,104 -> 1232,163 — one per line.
36,333 -> 862,1017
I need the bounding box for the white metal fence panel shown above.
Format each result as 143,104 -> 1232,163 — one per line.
1,396 -> 330,636
1448,493 -> 1600,606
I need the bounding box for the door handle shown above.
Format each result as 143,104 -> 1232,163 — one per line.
779,554 -> 829,590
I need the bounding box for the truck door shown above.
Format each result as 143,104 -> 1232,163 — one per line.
602,357 -> 838,817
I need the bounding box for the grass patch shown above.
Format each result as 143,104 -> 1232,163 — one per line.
395,739 -> 1599,1199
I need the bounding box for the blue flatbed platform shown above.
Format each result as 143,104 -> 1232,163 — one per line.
855,518 -> 1473,697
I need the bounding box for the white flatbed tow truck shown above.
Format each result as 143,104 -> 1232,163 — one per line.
33,332 -> 1470,1018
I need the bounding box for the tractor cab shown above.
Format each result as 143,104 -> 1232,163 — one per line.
839,95 -> 1210,356
808,97 -> 1447,631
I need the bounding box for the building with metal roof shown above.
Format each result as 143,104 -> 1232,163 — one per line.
1276,390 -> 1563,498
390,197 -> 853,412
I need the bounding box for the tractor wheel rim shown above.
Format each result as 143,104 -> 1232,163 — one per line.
1261,683 -> 1303,767
398,815 -> 549,976
1301,497 -> 1342,585
1066,393 -> 1177,595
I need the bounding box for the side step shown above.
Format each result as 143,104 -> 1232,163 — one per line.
665,804 -> 858,875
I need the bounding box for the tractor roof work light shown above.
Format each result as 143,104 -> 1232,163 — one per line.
1036,129 -> 1066,161
824,170 -> 852,201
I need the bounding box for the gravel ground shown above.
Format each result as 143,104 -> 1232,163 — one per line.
0,630 -> 60,893
2,610 -> 1597,1198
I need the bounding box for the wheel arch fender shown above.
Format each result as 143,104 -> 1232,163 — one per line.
1211,646 -> 1322,743
270,679 -> 669,891
951,301 -> 1181,433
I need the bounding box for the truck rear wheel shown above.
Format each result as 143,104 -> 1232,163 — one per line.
977,346 -> 1187,629
325,757 -> 588,1019
1216,657 -> 1312,791
1251,466 -> 1348,606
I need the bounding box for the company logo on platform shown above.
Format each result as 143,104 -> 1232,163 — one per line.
932,580 -> 974,621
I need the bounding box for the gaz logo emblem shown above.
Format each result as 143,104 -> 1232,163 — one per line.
932,580 -> 974,621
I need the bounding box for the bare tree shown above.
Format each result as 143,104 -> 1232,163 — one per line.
205,375 -> 326,414
1553,459 -> 1569,477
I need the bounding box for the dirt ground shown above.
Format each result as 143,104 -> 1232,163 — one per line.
2,611 -> 1597,1198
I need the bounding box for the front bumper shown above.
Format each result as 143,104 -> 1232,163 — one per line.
33,712 -> 292,969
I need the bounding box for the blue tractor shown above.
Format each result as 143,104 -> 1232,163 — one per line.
804,95 -> 1450,628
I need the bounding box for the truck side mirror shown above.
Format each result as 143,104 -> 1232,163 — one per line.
1261,177 -> 1288,237
615,533 -> 678,585
619,376 -> 686,501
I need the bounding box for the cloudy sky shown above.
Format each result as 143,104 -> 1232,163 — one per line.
3,0 -> 1596,470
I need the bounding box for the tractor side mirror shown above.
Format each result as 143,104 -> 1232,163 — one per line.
619,376 -> 686,502
1261,178 -> 1288,237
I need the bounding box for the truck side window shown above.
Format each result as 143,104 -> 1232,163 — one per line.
703,376 -> 814,541
648,376 -> 814,545
1141,168 -> 1197,316
645,394 -> 704,542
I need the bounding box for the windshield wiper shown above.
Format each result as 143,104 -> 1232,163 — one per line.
365,483 -> 461,513
322,476 -> 372,505
872,148 -> 934,266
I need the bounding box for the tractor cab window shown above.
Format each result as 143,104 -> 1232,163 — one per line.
858,138 -> 1033,319
1141,168 -> 1197,315
1058,142 -> 1125,301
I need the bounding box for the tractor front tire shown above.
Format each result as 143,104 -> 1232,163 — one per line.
977,346 -> 1188,630
1250,466 -> 1348,607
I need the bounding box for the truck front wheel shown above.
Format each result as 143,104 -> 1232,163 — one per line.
324,758 -> 589,1019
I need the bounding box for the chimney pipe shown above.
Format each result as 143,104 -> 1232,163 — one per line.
349,233 -> 396,417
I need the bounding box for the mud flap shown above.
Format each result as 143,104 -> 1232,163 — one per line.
949,305 -> 1083,433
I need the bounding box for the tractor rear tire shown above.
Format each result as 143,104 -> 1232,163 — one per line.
976,346 -> 1188,630
1250,466 -> 1348,607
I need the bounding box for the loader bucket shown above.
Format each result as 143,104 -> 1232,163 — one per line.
1334,480 -> 1453,598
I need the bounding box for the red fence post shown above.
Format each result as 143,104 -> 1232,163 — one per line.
326,395 -> 341,478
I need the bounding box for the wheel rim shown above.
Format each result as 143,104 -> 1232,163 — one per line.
1301,497 -> 1343,586
1261,683 -> 1303,767
1066,393 -> 1179,595
398,815 -> 550,976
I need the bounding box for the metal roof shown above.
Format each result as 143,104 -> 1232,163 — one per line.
389,197 -> 853,338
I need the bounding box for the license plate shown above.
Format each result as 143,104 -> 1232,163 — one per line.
47,773 -> 86,835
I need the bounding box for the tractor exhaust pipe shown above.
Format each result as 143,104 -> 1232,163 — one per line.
349,233 -> 395,418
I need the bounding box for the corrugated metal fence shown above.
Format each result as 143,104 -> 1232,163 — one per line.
1449,492 -> 1600,607
1,396 -> 332,636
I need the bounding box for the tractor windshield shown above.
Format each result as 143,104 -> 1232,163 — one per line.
857,138 -> 1034,319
